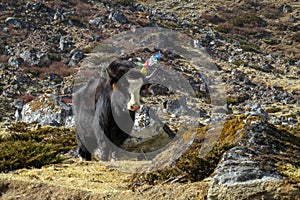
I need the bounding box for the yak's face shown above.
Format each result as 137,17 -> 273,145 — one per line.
126,77 -> 144,111
110,69 -> 146,134
112,69 -> 146,113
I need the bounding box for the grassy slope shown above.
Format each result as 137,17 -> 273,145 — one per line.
0,0 -> 299,199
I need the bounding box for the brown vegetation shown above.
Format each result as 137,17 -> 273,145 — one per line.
22,62 -> 77,79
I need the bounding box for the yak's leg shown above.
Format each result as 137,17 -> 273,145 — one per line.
78,139 -> 92,161
94,140 -> 110,161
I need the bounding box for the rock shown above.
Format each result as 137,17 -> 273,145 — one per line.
54,9 -> 63,20
36,52 -> 50,66
21,93 -> 74,127
280,4 -> 293,13
132,115 -> 299,199
26,1 -> 42,11
163,99 -> 182,116
288,15 -> 298,23
109,11 -> 128,23
147,84 -> 169,95
68,49 -> 84,67
19,50 -> 32,64
246,102 -> 269,120
8,56 -> 24,68
5,17 -> 22,28
59,36 -> 68,51
121,105 -> 175,155
13,100 -> 24,110
207,119 -> 300,199
89,17 -> 104,26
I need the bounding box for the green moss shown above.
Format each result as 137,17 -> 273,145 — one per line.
277,124 -> 300,137
141,142 -> 234,185
229,13 -> 266,27
227,93 -> 249,105
227,97 -> 239,105
220,114 -> 246,142
214,25 -> 229,33
278,163 -> 300,183
47,53 -> 61,62
7,122 -> 29,133
241,43 -> 259,52
0,123 -> 76,172
83,43 -> 99,54
292,34 -> 300,43
266,107 -> 281,113
250,64 -> 273,72
263,39 -> 280,45
275,23 -> 288,31
231,60 -> 248,67
133,115 -> 247,185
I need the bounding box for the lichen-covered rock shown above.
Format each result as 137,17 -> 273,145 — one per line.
131,115 -> 300,199
21,93 -> 74,127
207,119 -> 300,199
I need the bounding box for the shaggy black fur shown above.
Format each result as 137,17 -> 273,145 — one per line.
73,59 -> 144,160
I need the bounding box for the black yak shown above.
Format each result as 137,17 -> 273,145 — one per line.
73,59 -> 152,161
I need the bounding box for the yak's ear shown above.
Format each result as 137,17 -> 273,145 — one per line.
106,67 -> 118,87
111,82 -> 117,91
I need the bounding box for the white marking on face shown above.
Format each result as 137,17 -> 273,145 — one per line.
127,78 -> 143,111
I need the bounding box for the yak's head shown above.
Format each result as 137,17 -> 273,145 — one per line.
107,59 -> 150,116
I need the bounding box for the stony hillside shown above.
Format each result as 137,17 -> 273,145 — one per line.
0,0 -> 299,199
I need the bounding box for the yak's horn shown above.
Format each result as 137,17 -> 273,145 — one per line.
146,68 -> 158,79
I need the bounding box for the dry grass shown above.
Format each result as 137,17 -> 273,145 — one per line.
1,160 -> 133,194
0,159 -> 208,199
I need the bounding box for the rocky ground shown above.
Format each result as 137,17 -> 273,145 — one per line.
0,0 -> 299,199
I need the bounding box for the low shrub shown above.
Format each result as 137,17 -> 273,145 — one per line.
0,123 -> 77,172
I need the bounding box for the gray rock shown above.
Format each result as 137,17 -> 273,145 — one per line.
121,105 -> 176,155
246,102 -> 269,120
163,99 -> 182,116
21,94 -> 74,127
13,100 -> 24,110
26,1 -> 42,10
15,108 -> 21,122
19,50 -> 32,63
207,120 -> 300,199
288,15 -> 298,22
59,36 -> 67,51
36,52 -> 50,66
19,49 -> 49,66
89,17 -> 103,26
54,9 -> 64,20
5,17 -> 22,27
281,4 -> 293,13
210,147 -> 281,188
8,56 -> 24,68
109,11 -> 128,23
68,49 -> 84,67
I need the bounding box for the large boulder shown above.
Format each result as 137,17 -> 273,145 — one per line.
207,119 -> 300,199
21,94 -> 74,127
131,114 -> 300,199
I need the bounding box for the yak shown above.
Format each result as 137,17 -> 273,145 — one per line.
73,59 -> 159,161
